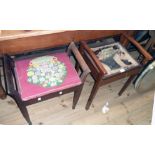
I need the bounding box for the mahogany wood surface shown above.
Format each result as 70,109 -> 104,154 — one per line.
0,30 -> 129,55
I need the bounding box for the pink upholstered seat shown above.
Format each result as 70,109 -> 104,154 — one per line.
15,52 -> 82,101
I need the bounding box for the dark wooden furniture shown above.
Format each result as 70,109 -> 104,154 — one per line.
79,33 -> 153,110
0,30 -> 138,101
3,42 -> 90,124
0,30 -> 132,55
0,30 -> 132,99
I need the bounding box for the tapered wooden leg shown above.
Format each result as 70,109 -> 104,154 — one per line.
72,85 -> 83,109
17,104 -> 32,125
12,93 -> 32,125
118,75 -> 135,96
86,79 -> 101,110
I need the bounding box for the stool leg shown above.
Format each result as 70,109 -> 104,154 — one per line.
12,93 -> 32,125
86,80 -> 101,110
118,75 -> 135,96
72,85 -> 83,109
17,104 -> 32,125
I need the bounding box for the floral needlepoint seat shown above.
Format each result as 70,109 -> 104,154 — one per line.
15,52 -> 82,101
3,42 -> 90,124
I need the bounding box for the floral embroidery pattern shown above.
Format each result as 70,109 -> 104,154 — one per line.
27,56 -> 67,88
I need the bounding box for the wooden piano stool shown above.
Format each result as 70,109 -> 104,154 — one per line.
79,33 -> 153,110
3,42 -> 90,124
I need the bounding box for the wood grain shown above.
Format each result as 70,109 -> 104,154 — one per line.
0,30 -> 128,55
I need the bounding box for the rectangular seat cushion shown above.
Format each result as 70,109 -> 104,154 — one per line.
15,52 -> 81,101
91,42 -> 140,76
